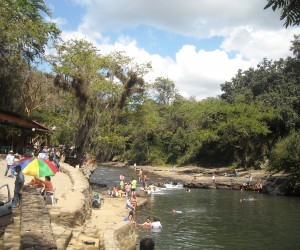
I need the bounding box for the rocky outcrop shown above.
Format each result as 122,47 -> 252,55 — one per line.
263,176 -> 300,196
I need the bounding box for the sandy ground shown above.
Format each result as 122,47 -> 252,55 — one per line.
0,158 -> 144,234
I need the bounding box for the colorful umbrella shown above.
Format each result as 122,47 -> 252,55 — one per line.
11,157 -> 58,177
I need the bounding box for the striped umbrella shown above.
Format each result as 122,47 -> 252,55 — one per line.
11,157 -> 58,177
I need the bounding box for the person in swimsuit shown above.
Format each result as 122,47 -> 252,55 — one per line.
139,217 -> 151,228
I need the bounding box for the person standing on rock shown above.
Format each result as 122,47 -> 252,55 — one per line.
233,169 -> 238,177
131,177 -> 137,196
191,176 -> 197,186
138,168 -> 143,182
212,173 -> 217,183
12,165 -> 24,208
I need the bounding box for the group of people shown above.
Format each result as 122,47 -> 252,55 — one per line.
3,147 -> 57,208
107,176 -> 138,198
37,146 -> 62,169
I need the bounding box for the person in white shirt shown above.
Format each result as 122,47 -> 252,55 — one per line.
38,146 -> 49,160
5,150 -> 15,178
151,217 -> 162,232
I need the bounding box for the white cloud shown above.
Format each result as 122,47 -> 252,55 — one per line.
221,27 -> 296,61
55,0 -> 299,99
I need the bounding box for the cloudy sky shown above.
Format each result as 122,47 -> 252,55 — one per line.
45,0 -> 298,100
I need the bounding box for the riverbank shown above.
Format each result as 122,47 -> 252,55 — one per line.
0,159 -> 146,249
124,164 -> 298,195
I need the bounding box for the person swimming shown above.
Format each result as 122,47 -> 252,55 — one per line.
172,209 -> 183,214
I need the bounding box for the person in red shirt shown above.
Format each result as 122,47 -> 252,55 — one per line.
38,176 -> 54,196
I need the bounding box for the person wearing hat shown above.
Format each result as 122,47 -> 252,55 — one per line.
5,150 -> 15,178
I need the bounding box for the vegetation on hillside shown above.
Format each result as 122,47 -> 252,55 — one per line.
0,1 -> 299,183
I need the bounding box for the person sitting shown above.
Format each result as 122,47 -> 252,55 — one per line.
92,192 -> 101,209
107,188 -> 113,196
126,197 -> 135,211
37,176 -> 54,196
113,184 -> 118,197
139,237 -> 155,250
124,210 -> 136,224
26,177 -> 44,188
130,194 -> 138,210
139,217 -> 152,228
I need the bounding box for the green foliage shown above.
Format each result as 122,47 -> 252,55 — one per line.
0,0 -> 60,61
269,131 -> 300,181
152,77 -> 177,105
0,0 -> 60,112
264,0 -> 300,27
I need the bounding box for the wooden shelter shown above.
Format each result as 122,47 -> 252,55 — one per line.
0,110 -> 50,154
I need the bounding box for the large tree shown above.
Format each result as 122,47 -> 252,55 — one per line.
0,0 -> 60,112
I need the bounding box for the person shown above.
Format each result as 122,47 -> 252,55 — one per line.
12,165 -> 25,207
126,197 -> 135,211
92,192 -> 101,209
54,148 -> 61,168
130,194 -> 138,210
191,176 -> 196,186
246,174 -> 252,186
138,169 -> 143,182
143,172 -> 148,188
172,209 -> 183,214
120,178 -> 125,191
186,188 -> 191,192
151,217 -> 162,228
125,182 -> 131,196
113,184 -> 118,197
140,237 -> 155,250
5,150 -> 15,178
212,173 -> 217,183
124,210 -> 135,224
38,176 -> 54,196
131,177 -> 137,196
233,169 -> 238,177
139,217 -> 152,228
26,176 -> 44,188
38,146 -> 49,160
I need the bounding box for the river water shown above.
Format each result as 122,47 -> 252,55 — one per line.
90,166 -> 300,250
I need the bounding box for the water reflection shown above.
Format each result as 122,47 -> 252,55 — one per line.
90,166 -> 300,250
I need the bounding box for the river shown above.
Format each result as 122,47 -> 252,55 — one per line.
90,166 -> 300,250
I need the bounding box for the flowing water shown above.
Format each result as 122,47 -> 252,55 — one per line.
90,166 -> 300,250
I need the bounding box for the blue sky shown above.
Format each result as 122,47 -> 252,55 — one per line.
45,0 -> 299,99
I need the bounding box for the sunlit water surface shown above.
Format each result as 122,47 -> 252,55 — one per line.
90,166 -> 300,250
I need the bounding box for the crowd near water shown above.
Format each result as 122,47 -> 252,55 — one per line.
90,166 -> 300,250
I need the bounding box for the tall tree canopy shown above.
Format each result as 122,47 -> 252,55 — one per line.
0,0 -> 60,112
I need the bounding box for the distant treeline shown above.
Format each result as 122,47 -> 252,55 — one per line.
0,1 -> 299,182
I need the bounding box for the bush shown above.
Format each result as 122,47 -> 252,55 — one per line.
269,131 -> 300,182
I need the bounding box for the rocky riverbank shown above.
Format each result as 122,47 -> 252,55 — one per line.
129,164 -> 300,196
0,159 -> 146,249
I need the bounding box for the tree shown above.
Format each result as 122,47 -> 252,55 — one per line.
0,0 -> 60,112
152,77 -> 177,105
264,0 -> 300,27
269,131 -> 300,182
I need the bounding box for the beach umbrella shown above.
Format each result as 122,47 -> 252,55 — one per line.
11,157 -> 58,177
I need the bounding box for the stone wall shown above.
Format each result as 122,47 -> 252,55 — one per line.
49,163 -> 92,227
103,222 -> 137,250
